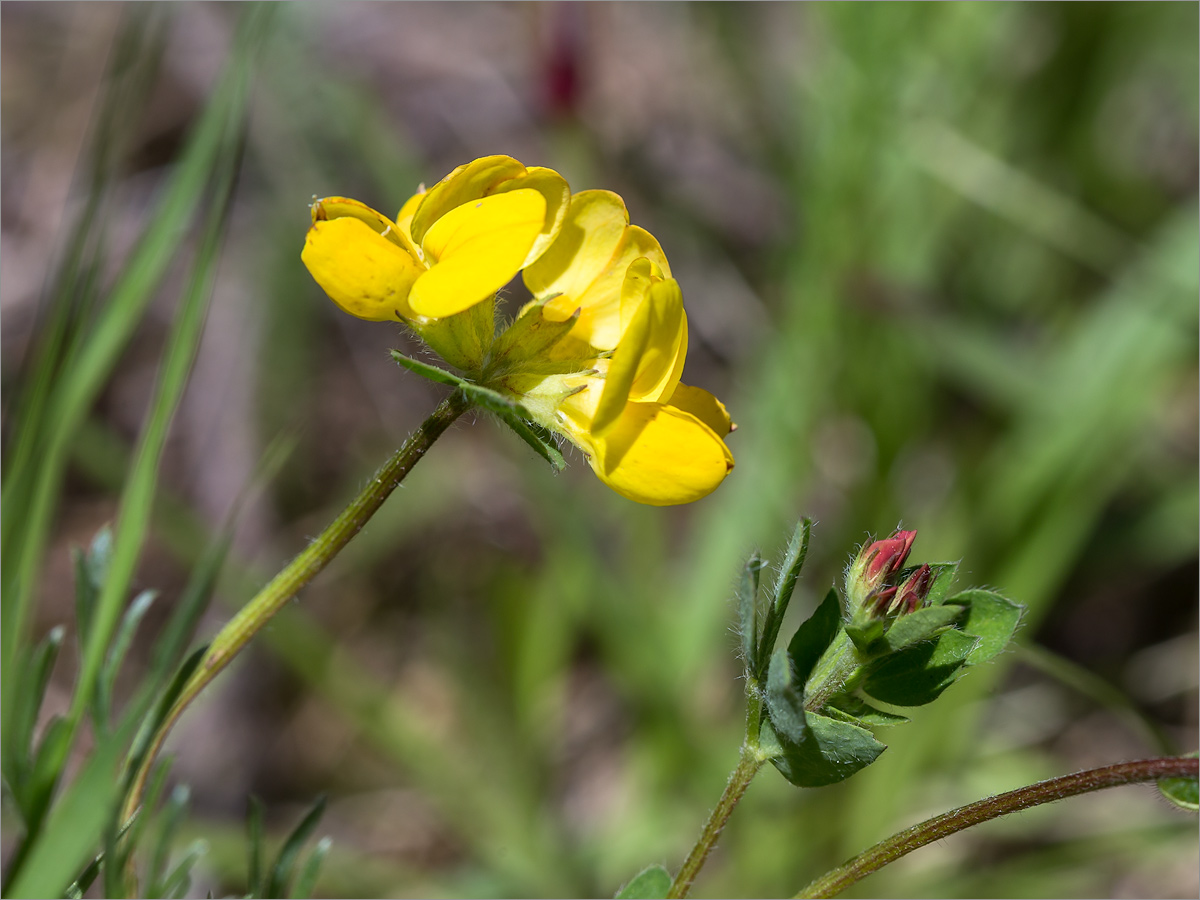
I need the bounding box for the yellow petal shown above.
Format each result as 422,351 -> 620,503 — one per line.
586,401 -> 735,506
301,217 -> 423,321
591,275 -> 686,433
394,191 -> 426,251
408,155 -> 526,245
311,196 -> 420,257
525,190 -> 628,315
559,225 -> 671,350
665,383 -> 733,436
492,166 -> 570,266
410,189 -> 547,318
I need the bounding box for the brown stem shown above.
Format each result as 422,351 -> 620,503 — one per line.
795,756 -> 1198,898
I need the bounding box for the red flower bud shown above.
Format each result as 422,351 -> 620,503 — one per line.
893,563 -> 934,615
862,530 -> 916,584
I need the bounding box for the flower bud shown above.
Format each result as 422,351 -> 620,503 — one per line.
846,529 -> 916,618
874,562 -> 933,617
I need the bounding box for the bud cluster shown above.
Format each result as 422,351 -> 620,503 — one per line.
845,530 -> 934,621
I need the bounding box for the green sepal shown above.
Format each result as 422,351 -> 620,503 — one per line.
458,382 -> 567,471
862,629 -> 978,707
873,604 -> 965,657
787,587 -> 841,686
488,300 -> 581,378
918,561 -> 960,606
389,350 -> 467,388
760,713 -> 886,788
1158,753 -> 1198,811
845,618 -> 885,655
737,552 -> 765,672
492,409 -> 567,471
827,695 -> 910,728
615,864 -> 672,899
944,589 -> 1024,665
411,293 -> 495,371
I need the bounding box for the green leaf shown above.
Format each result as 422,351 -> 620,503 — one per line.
787,587 -> 842,685
265,795 -> 328,899
827,695 -> 910,727
862,629 -> 978,706
1158,755 -> 1198,811
761,713 -> 886,788
875,604 -> 964,656
615,864 -> 672,899
736,552 -> 764,671
945,589 -> 1024,665
765,649 -> 808,745
755,518 -> 812,680
389,350 -> 468,388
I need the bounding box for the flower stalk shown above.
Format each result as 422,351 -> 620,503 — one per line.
794,756 -> 1200,899
121,389 -> 473,826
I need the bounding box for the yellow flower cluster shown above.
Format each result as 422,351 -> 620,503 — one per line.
302,156 -> 734,506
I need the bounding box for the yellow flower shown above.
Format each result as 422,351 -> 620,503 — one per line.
521,194 -> 735,505
302,158 -> 734,506
302,155 -> 569,322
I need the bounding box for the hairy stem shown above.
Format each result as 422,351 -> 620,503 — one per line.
668,748 -> 763,899
795,756 -> 1199,899
121,389 -> 472,825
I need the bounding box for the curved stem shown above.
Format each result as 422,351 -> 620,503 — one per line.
669,689 -> 768,899
668,749 -> 763,899
121,389 -> 472,825
795,756 -> 1199,899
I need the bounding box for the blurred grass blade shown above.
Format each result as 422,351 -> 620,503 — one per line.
147,785 -> 192,894
265,795 -> 329,899
247,795 -> 266,897
93,589 -> 159,733
72,527 -> 114,650
291,837 -> 332,900
0,4 -> 271,727
65,40 -> 251,758
157,838 -> 207,899
5,716 -> 139,900
1,9 -> 165,496
2,626 -> 65,819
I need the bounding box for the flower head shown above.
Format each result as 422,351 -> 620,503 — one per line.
302,156 -> 568,322
846,529 -> 917,617
301,157 -> 734,506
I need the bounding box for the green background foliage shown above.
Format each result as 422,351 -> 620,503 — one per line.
2,3 -> 1195,897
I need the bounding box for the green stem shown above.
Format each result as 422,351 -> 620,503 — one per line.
668,688 -> 768,899
668,748 -> 763,899
120,389 -> 472,825
794,756 -> 1199,899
